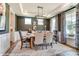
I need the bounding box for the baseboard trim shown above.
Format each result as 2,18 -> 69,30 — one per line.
59,41 -> 79,50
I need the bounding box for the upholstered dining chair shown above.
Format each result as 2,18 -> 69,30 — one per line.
53,30 -> 58,44
45,32 -> 53,48
19,30 -> 30,49
34,32 -> 44,50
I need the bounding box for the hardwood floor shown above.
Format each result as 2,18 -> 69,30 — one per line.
56,50 -> 79,56
3,41 -> 18,56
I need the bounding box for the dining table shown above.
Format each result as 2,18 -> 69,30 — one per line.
26,33 -> 35,49
25,31 -> 52,49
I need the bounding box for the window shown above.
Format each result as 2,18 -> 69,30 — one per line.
65,8 -> 76,36
50,17 -> 56,32
37,19 -> 43,25
65,8 -> 76,47
25,18 -> 31,24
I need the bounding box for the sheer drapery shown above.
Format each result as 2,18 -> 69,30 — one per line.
76,3 -> 79,48
50,16 -> 58,32
61,13 -> 66,43
65,8 -> 76,47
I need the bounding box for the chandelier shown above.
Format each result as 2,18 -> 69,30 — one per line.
35,6 -> 45,19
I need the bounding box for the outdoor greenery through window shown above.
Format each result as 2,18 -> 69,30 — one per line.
65,8 -> 76,37
37,19 -> 44,25
25,18 -> 32,24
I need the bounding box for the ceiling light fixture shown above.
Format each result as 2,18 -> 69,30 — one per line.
35,6 -> 45,19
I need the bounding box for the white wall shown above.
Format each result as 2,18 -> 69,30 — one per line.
9,7 -> 16,43
0,5 -> 16,56
0,33 -> 10,56
14,31 -> 20,42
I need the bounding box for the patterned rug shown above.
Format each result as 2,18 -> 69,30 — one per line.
9,41 -> 78,56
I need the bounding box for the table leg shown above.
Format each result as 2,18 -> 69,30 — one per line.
30,37 -> 33,49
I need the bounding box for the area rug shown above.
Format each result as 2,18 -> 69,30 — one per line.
9,41 -> 77,56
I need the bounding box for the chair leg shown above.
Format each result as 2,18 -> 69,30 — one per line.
51,43 -> 53,48
46,44 -> 47,49
45,43 -> 47,49
20,42 -> 23,49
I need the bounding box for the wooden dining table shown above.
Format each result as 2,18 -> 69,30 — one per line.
26,31 -> 52,49
26,33 -> 35,49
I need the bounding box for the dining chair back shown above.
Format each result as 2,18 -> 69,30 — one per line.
19,30 -> 29,49
45,32 -> 53,48
19,30 -> 23,41
35,32 -> 44,45
34,32 -> 45,49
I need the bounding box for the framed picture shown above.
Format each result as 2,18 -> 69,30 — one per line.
0,3 -> 6,31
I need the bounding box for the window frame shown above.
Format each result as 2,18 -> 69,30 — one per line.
25,18 -> 32,25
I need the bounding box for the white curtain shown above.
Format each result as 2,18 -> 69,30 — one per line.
50,17 -> 57,32
50,16 -> 58,32
65,8 -> 76,37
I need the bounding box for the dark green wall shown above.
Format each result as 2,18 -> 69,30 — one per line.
5,3 -> 9,32
15,15 -> 17,31
0,3 -> 9,34
16,16 -> 50,31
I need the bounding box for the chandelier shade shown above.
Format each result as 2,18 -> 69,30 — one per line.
35,6 -> 45,19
